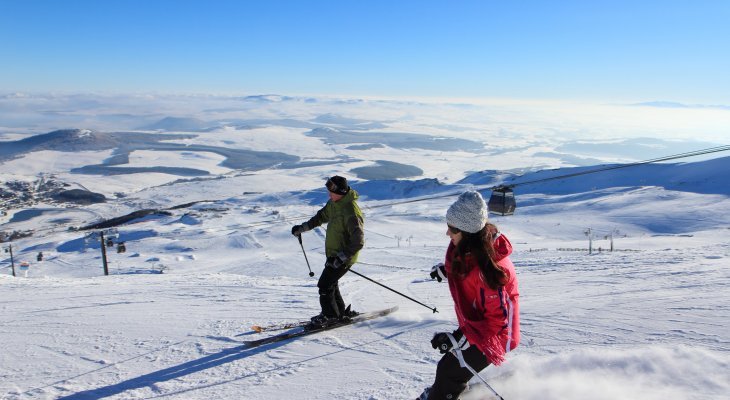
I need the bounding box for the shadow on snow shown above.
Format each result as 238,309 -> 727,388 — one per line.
56,330 -> 409,399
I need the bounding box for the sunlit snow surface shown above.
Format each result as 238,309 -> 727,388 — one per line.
1,94 -> 728,399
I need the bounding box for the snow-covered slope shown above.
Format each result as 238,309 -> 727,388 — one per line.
2,157 -> 729,399
1,94 -> 729,399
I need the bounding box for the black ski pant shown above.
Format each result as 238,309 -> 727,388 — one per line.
317,264 -> 349,318
428,346 -> 490,400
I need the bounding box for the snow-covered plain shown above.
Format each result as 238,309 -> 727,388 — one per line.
1,94 -> 729,400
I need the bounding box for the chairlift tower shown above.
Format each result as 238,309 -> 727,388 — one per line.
4,245 -> 16,277
610,228 -> 620,252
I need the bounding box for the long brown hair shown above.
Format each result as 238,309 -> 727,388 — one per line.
450,222 -> 506,290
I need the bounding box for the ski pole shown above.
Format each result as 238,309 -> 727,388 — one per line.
297,235 -> 315,277
348,268 -> 438,313
446,332 -> 504,400
457,356 -> 504,400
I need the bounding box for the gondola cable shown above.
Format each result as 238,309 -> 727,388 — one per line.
363,144 -> 730,215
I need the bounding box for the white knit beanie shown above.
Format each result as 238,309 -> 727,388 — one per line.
446,191 -> 488,233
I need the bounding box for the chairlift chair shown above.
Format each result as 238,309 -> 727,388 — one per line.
488,186 -> 516,216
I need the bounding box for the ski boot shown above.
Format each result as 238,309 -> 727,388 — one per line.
416,387 -> 431,400
308,313 -> 339,329
338,304 -> 359,323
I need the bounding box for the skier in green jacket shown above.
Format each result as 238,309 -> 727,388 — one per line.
291,176 -> 365,327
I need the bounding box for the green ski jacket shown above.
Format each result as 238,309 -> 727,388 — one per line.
305,189 -> 364,265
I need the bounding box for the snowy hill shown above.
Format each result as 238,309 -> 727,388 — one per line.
0,129 -> 197,162
1,94 -> 729,400
464,156 -> 730,195
2,158 -> 729,399
140,117 -> 212,132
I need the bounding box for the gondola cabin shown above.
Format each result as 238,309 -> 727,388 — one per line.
488,187 -> 516,216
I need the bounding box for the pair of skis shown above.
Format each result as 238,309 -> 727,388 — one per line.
243,306 -> 398,348
245,306 -> 504,399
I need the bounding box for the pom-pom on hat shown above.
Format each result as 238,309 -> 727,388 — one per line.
446,191 -> 488,233
326,175 -> 350,195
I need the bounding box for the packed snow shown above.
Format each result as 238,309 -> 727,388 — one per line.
1,94 -> 728,400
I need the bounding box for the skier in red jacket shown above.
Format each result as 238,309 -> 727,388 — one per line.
419,191 -> 520,400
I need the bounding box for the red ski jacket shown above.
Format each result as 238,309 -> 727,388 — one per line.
444,233 -> 520,365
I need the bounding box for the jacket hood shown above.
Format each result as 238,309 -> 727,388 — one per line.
492,233 -> 513,262
340,188 -> 358,203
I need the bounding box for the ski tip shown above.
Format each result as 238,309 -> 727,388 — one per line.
251,325 -> 263,333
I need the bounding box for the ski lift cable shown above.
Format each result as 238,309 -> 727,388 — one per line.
486,145 -> 730,191
362,188 -> 467,210
356,145 -> 730,211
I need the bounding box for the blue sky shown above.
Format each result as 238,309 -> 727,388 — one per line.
1,0 -> 729,103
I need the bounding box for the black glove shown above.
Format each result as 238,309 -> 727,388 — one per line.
291,224 -> 307,236
430,263 -> 446,282
430,329 -> 464,354
325,251 -> 349,269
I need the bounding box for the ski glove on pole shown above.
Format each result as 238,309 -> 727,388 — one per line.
325,251 -> 349,269
430,263 -> 447,282
291,223 -> 309,236
431,329 -> 467,354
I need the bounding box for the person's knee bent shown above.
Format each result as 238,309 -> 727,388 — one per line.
429,354 -> 469,399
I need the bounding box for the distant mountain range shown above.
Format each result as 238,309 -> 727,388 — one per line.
0,129 -> 195,162
632,101 -> 730,110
